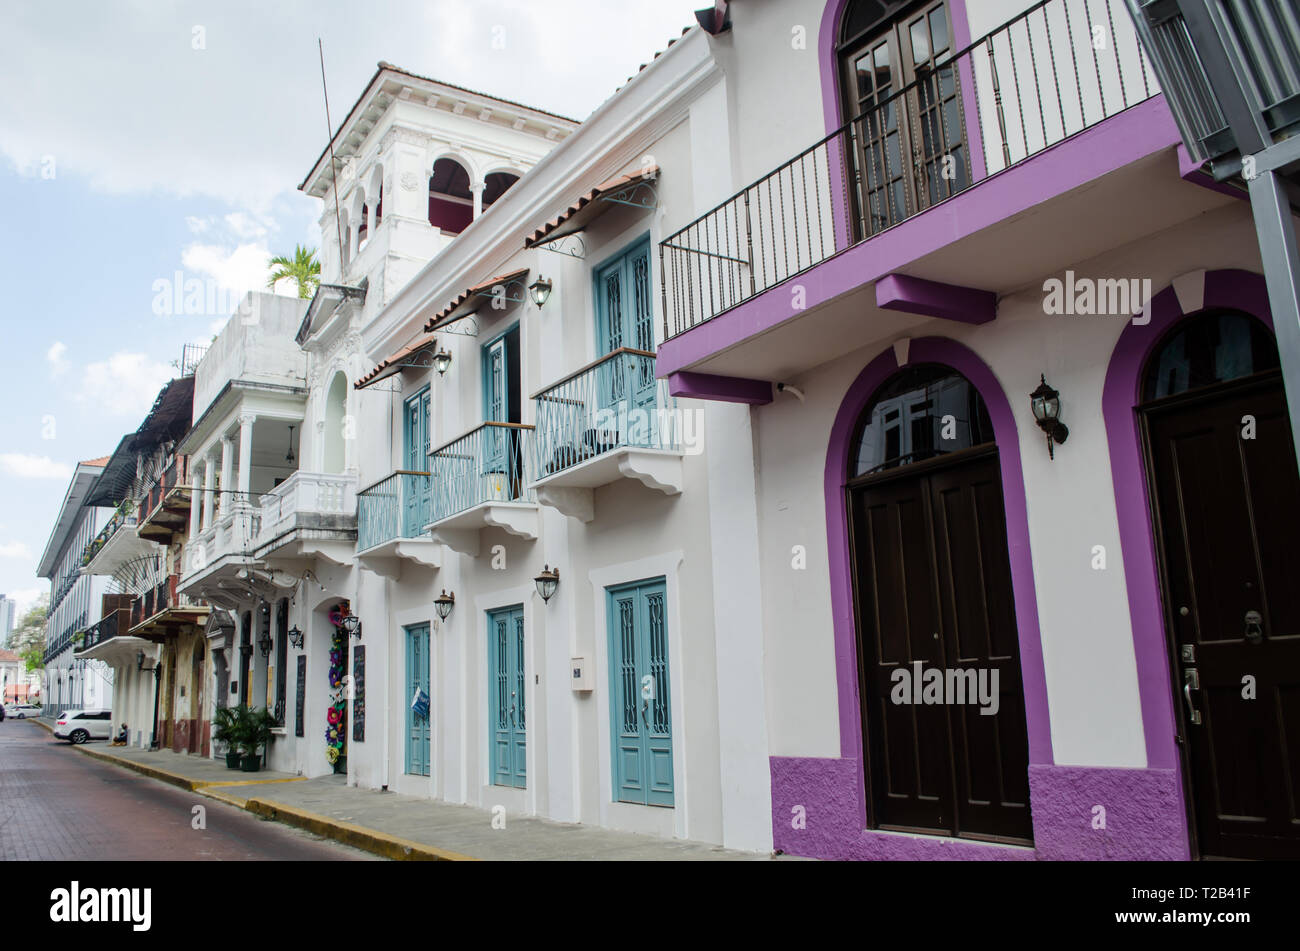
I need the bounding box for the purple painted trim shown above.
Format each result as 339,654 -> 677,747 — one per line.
659,95 -> 1179,376
771,758 -> 1188,859
876,272 -> 996,323
1176,143 -> 1247,201
1102,269 -> 1274,774
823,337 -> 1052,768
667,370 -> 772,405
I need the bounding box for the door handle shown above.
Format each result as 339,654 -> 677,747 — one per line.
510,703 -> 516,726
1183,668 -> 1202,726
1244,610 -> 1264,644
641,699 -> 649,729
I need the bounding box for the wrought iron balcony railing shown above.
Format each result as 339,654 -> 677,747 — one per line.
81,501 -> 138,568
356,471 -> 432,551
659,0 -> 1159,337
79,609 -> 127,652
139,456 -> 189,524
430,423 -> 535,523
532,349 -> 678,480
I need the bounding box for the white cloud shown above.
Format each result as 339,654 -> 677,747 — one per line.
0,1 -> 703,210
9,587 -> 45,616
0,542 -> 32,560
181,241 -> 273,303
185,216 -> 210,234
46,341 -> 68,378
0,455 -> 73,481
77,352 -> 175,418
224,212 -> 270,240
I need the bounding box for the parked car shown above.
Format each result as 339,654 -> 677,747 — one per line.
54,709 -> 112,744
4,703 -> 43,719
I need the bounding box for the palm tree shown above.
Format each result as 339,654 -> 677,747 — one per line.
267,245 -> 321,299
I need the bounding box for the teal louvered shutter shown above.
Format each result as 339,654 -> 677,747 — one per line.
405,624 -> 430,777
607,578 -> 673,807
488,606 -> 526,788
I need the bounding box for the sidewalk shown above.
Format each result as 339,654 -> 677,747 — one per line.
43,726 -> 774,861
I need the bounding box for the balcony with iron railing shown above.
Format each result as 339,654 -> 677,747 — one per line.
137,455 -> 192,545
658,0 -> 1170,375
80,501 -> 154,577
355,470 -> 440,575
531,349 -> 684,522
423,422 -> 539,555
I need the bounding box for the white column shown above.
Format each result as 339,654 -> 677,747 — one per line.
470,181 -> 484,219
219,437 -> 234,511
203,455 -> 216,528
237,414 -> 255,496
189,466 -> 203,538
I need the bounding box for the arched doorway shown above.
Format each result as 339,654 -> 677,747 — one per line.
846,362 -> 1032,842
1138,308 -> 1299,860
323,373 -> 348,474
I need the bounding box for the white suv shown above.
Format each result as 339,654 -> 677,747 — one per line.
54,709 -> 112,744
4,703 -> 42,719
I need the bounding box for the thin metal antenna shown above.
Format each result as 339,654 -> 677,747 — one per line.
319,38 -> 346,272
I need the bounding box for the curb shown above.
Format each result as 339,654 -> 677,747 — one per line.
76,745 -> 209,791
69,743 -> 475,862
243,798 -> 476,862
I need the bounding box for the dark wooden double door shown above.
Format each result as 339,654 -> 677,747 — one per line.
1144,373 -> 1300,859
849,447 -> 1032,842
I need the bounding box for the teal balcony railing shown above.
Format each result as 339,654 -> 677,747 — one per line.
532,348 -> 679,479
356,471 -> 431,551
429,422 -> 535,524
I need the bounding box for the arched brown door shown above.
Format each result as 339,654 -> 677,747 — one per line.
847,364 -> 1032,842
1139,310 -> 1300,859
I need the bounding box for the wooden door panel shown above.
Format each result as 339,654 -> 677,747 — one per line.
1145,377 -> 1300,858
851,448 -> 1032,841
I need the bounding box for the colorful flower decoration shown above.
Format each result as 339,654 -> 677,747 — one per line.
325,746 -> 339,765
324,603 -> 349,768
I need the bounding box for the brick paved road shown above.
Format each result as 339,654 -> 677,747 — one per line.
0,720 -> 377,860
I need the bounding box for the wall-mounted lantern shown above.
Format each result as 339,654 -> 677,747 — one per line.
434,348 -> 453,376
341,614 -> 363,640
534,566 -> 560,604
529,276 -> 553,309
288,625 -> 304,650
434,589 -> 456,622
257,629 -> 273,658
1030,374 -> 1069,460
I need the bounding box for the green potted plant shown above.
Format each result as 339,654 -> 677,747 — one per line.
240,706 -> 276,773
212,706 -> 242,769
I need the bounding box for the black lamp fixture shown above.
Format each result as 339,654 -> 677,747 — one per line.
288,625 -> 304,650
257,628 -> 273,658
434,348 -> 452,376
341,614 -> 363,639
528,275 -> 553,309
1030,374 -> 1069,460
534,565 -> 560,604
434,589 -> 456,622
286,424 -> 296,464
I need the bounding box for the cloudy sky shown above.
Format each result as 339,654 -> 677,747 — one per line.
0,0 -> 704,615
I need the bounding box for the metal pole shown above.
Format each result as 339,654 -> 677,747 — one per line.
1247,167 -> 1300,468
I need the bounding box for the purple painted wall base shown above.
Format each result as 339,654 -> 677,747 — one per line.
771,757 -> 1189,861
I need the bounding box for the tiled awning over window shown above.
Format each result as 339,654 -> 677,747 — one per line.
423,267 -> 531,334
355,334 -> 440,390
525,166 -> 659,249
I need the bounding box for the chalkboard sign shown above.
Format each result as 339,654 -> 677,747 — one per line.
295,655 -> 306,738
352,646 -> 365,742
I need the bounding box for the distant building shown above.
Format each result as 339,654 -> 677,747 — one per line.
0,596 -> 15,647
37,458 -> 114,717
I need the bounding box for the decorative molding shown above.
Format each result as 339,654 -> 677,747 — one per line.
534,485 -> 594,523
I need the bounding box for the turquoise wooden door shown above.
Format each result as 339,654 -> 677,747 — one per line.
487,606 -> 526,788
405,624 -> 430,777
481,336 -> 509,478
403,388 -> 431,533
607,578 -> 673,806
595,238 -> 657,446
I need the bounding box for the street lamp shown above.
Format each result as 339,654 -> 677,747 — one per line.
288,625 -> 304,650
341,614 -> 362,640
1029,375 -> 1069,460
534,566 -> 560,604
434,349 -> 452,376
529,276 -> 553,309
257,629 -> 273,658
434,590 -> 456,622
